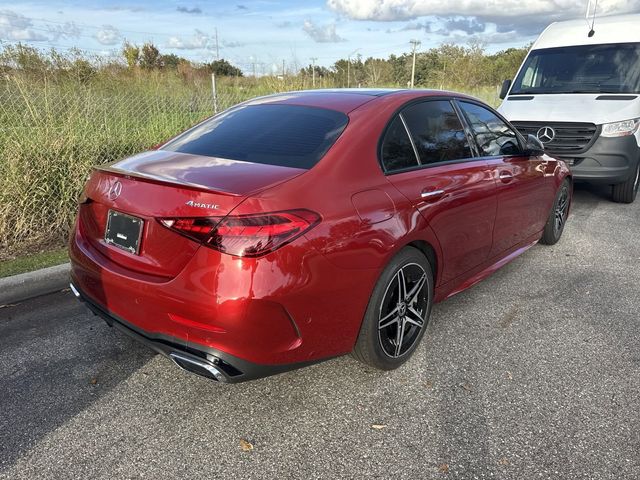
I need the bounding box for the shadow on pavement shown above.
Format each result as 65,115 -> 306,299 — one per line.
0,291 -> 154,471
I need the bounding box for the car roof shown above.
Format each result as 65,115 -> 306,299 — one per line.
242,89 -> 474,114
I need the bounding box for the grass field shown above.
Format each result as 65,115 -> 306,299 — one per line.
0,70 -> 499,262
0,247 -> 68,278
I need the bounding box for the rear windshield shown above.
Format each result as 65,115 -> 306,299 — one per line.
511,42 -> 640,95
162,104 -> 349,169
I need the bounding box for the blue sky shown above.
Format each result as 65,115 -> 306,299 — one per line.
0,0 -> 638,74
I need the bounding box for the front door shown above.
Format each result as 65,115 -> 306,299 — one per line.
456,100 -> 549,256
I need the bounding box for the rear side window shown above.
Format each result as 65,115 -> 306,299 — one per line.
162,104 -> 348,169
380,116 -> 419,172
402,100 -> 473,164
458,102 -> 522,157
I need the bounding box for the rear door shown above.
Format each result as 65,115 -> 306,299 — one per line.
381,99 -> 498,284
456,100 -> 550,256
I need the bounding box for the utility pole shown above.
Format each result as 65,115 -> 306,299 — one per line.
310,57 -> 318,88
347,48 -> 360,88
347,59 -> 350,88
211,73 -> 218,114
282,59 -> 286,77
215,28 -> 219,60
250,56 -> 257,77
410,39 -> 421,89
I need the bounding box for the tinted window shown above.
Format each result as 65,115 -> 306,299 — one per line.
511,43 -> 640,95
163,104 -> 348,169
458,102 -> 521,157
380,116 -> 419,172
401,101 -> 472,164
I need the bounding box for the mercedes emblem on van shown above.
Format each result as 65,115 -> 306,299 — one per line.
537,126 -> 556,144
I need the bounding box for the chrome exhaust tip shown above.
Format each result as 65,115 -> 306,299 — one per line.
69,283 -> 81,298
169,352 -> 227,382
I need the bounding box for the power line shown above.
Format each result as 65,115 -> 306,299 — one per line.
1,12 -> 414,65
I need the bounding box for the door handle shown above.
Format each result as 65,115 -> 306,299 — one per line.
420,189 -> 446,202
498,171 -> 513,183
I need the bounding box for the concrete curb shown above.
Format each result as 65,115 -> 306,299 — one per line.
0,263 -> 70,305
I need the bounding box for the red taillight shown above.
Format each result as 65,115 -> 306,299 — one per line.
159,210 -> 320,257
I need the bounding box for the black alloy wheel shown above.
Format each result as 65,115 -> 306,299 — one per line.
377,263 -> 429,358
352,247 -> 434,370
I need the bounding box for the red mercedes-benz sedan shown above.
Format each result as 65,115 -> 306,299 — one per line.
69,89 -> 571,382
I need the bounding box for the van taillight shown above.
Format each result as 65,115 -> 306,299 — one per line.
159,210 -> 320,257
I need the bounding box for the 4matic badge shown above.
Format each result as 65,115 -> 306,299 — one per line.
185,200 -> 220,210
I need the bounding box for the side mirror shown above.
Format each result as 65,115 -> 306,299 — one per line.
524,134 -> 545,156
499,79 -> 512,100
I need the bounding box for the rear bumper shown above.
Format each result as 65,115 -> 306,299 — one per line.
69,214 -> 377,374
70,281 -> 324,383
560,135 -> 640,184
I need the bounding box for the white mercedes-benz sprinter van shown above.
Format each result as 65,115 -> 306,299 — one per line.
498,14 -> 640,203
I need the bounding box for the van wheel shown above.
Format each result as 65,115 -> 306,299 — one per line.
612,161 -> 639,204
352,247 -> 433,370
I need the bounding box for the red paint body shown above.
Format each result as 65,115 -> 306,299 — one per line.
69,90 -> 571,378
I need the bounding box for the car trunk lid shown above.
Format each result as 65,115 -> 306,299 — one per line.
78,150 -> 306,279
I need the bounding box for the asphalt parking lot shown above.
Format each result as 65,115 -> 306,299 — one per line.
1,183 -> 639,479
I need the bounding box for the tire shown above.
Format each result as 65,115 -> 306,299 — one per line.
612,161 -> 640,204
540,179 -> 571,246
352,246 -> 434,370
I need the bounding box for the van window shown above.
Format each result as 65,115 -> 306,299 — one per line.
163,104 -> 348,169
511,43 -> 640,95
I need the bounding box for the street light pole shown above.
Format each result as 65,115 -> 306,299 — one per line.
409,39 -> 421,88
310,57 -> 318,88
347,58 -> 350,88
347,48 -> 360,88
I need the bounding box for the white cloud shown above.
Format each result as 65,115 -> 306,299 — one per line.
167,29 -> 211,49
46,21 -> 81,41
95,25 -> 121,45
0,10 -> 48,41
302,20 -> 346,43
327,0 -> 640,21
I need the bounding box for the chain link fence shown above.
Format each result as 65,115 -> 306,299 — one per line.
0,81 -> 254,259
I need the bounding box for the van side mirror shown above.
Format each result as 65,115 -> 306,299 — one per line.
524,134 -> 545,156
499,79 -> 512,100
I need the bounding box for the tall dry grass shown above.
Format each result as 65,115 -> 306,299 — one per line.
0,76 -> 219,258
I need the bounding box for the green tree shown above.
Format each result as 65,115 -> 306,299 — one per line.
487,45 -> 530,84
122,42 -> 139,68
160,53 -> 188,69
140,42 -> 160,69
387,54 -> 410,85
0,43 -> 50,75
332,59 -> 349,86
203,59 -> 243,77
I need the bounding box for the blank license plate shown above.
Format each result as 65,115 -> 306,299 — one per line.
105,210 -> 144,255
